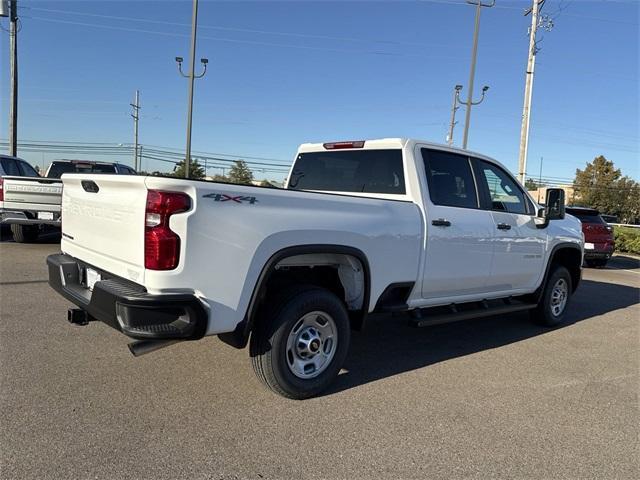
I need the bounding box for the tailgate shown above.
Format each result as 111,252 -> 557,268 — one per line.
2,176 -> 62,208
61,174 -> 148,283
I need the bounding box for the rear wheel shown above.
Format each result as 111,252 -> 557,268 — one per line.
532,265 -> 572,327
10,224 -> 39,243
250,286 -> 350,400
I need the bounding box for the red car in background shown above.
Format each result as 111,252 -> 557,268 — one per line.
566,207 -> 615,267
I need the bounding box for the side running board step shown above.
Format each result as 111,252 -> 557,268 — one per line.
409,302 -> 536,328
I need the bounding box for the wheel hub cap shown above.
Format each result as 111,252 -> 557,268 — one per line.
286,311 -> 337,379
550,278 -> 568,317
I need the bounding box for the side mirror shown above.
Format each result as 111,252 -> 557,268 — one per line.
536,188 -> 565,229
545,188 -> 565,220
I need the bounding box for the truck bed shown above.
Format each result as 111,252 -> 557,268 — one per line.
59,174 -> 424,335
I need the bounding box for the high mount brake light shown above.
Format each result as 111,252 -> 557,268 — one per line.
322,141 -> 365,150
144,190 -> 191,270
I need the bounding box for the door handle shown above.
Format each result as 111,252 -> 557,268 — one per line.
496,223 -> 512,230
432,218 -> 451,227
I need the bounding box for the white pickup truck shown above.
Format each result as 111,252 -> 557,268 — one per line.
1,158 -> 137,242
47,138 -> 583,399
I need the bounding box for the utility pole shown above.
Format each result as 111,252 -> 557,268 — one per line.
130,90 -> 140,171
517,0 -> 552,184
537,156 -> 544,202
447,85 -> 463,146
461,0 -> 495,150
6,0 -> 18,156
175,0 -> 208,179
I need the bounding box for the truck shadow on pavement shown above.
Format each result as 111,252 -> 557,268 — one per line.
327,278 -> 639,396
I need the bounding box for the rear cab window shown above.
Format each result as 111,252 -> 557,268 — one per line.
288,149 -> 406,195
18,160 -> 40,177
567,209 -> 606,224
47,162 -> 117,178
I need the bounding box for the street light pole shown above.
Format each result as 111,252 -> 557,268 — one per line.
176,0 -> 208,179
131,90 -> 140,171
8,0 -> 18,156
461,0 -> 495,150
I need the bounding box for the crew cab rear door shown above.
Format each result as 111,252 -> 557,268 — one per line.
419,147 -> 495,300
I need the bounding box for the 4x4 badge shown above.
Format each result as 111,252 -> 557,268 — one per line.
203,193 -> 258,204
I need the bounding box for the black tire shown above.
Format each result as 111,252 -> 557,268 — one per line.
250,286 -> 351,400
10,224 -> 39,243
532,265 -> 572,327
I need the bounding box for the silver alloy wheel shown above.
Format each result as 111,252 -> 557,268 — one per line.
550,278 -> 569,317
285,311 -> 338,379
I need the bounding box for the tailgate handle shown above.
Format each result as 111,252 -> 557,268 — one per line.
81,180 -> 99,193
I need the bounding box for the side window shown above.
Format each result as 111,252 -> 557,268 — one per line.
421,148 -> 478,209
1,158 -> 20,176
477,160 -> 529,215
18,160 -> 40,177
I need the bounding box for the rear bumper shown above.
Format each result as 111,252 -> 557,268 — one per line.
583,246 -> 614,260
47,253 -> 208,340
1,209 -> 61,226
583,251 -> 613,260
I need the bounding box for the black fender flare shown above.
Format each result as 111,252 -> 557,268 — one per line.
218,244 -> 371,349
534,242 -> 582,302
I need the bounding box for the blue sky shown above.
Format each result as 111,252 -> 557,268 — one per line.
1,0 -> 638,182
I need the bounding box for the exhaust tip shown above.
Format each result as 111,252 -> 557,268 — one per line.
128,339 -> 180,357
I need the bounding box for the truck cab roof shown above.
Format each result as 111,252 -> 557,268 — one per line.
297,137 -> 504,166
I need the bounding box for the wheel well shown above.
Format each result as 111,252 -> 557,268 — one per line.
218,248 -> 370,349
264,252 -> 366,309
550,247 -> 581,292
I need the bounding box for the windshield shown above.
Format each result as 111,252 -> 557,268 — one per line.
47,162 -> 117,178
288,149 -> 405,194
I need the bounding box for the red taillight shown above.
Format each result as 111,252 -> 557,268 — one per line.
144,190 -> 191,270
323,141 -> 365,150
0,177 -> 4,201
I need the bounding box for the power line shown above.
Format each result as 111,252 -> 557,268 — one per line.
27,6 -> 457,49
23,16 -> 503,62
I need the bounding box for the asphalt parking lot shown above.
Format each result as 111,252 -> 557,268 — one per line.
1,231 -> 638,479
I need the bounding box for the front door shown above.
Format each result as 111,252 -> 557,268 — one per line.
474,159 -> 546,292
420,148 -> 495,300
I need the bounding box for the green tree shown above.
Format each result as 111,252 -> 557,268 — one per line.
524,178 -> 543,190
172,159 -> 205,179
615,176 -> 640,224
227,160 -> 254,185
210,174 -> 230,183
573,155 -> 639,221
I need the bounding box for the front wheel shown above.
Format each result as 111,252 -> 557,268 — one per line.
250,286 -> 351,400
532,265 -> 572,327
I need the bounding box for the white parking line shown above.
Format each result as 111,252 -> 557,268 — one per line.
607,266 -> 640,275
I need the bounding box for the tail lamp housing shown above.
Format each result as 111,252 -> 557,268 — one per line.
0,177 -> 4,201
145,190 -> 191,270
